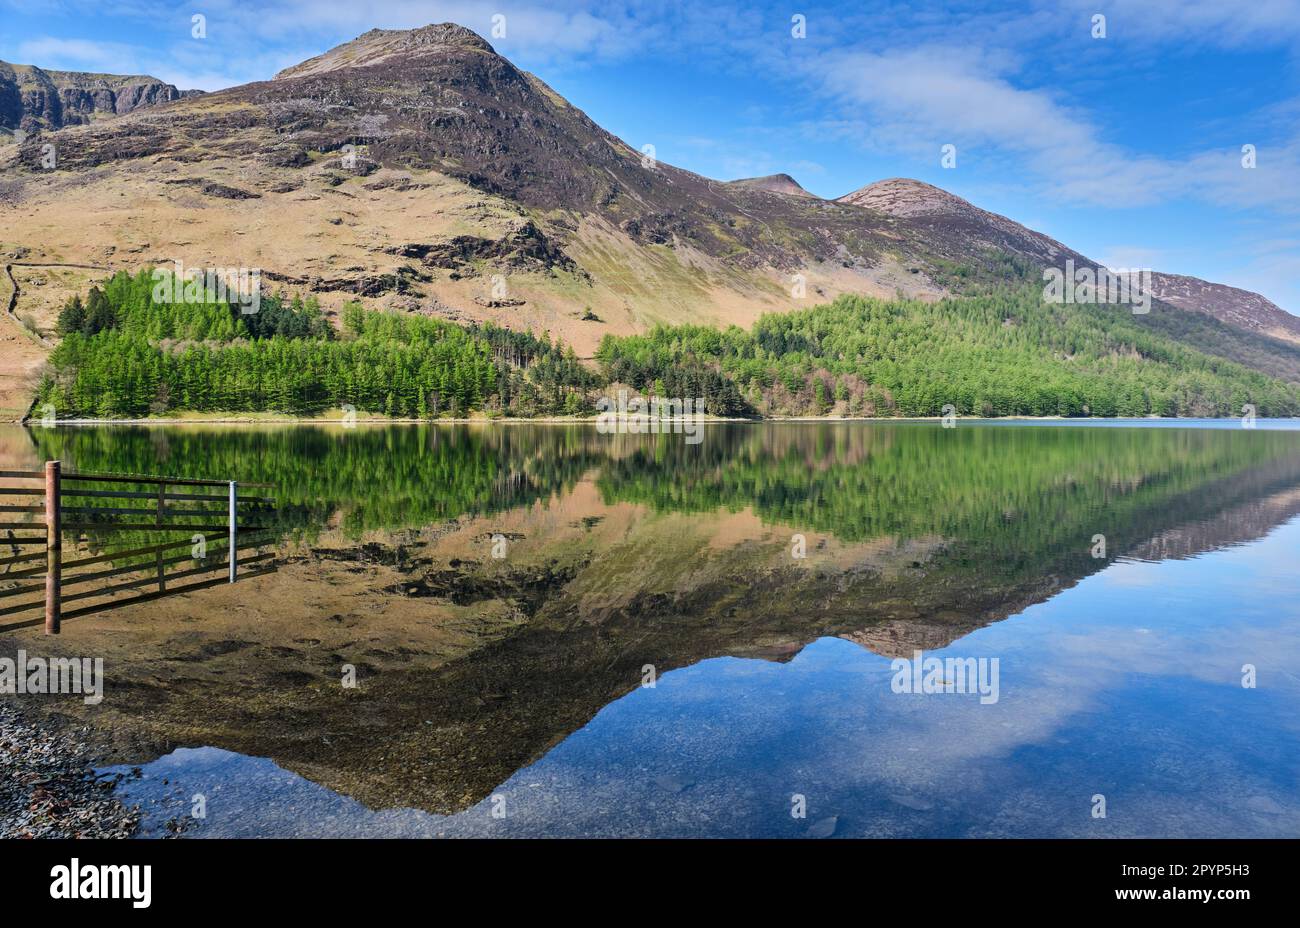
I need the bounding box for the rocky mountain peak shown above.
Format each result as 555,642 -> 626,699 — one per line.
726,173 -> 817,198
836,177 -> 974,217
274,23 -> 495,80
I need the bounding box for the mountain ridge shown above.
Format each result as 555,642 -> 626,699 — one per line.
0,60 -> 199,135
841,177 -> 1300,344
1,21 -> 1297,410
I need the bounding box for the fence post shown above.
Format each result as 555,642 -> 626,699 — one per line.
44,460 -> 61,635
156,480 -> 166,594
228,480 -> 237,583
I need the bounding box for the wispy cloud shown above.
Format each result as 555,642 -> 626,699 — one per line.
1060,0 -> 1300,48
803,43 -> 1300,213
15,37 -> 143,73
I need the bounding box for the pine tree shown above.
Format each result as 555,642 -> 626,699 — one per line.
57,295 -> 86,336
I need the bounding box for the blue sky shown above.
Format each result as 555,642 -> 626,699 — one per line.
3,0 -> 1299,313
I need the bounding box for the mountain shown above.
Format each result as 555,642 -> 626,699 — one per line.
0,60 -> 198,135
838,177 -> 1076,265
842,178 -> 1300,346
0,22 -> 931,360
1146,271 -> 1300,344
1,22 -> 1298,394
726,173 -> 817,198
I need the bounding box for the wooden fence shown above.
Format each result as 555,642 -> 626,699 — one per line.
0,461 -> 277,634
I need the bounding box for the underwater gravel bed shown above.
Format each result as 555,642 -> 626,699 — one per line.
0,702 -> 139,838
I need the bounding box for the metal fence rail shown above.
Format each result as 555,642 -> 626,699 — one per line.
0,461 -> 277,634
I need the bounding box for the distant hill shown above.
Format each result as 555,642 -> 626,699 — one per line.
726,173 -> 817,198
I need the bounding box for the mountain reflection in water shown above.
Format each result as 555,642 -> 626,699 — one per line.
3,421 -> 1299,837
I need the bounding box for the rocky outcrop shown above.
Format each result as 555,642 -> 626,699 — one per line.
163,177 -> 261,199
0,60 -> 198,133
387,221 -> 577,274
273,23 -> 495,80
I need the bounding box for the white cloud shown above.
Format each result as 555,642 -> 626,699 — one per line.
6,0 -> 665,83
167,0 -> 658,66
15,37 -> 143,73
1062,0 -> 1300,48
808,44 -> 1300,214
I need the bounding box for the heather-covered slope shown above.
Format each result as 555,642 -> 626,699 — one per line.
842,178 -> 1300,346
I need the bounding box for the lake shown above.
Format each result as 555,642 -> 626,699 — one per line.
3,420 -> 1299,837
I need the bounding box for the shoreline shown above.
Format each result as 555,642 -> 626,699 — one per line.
9,413 -> 1273,427
0,700 -> 139,838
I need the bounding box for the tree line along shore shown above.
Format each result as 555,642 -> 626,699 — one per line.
32,268 -> 1300,423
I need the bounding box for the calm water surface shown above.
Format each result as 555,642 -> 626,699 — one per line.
3,420 -> 1298,837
